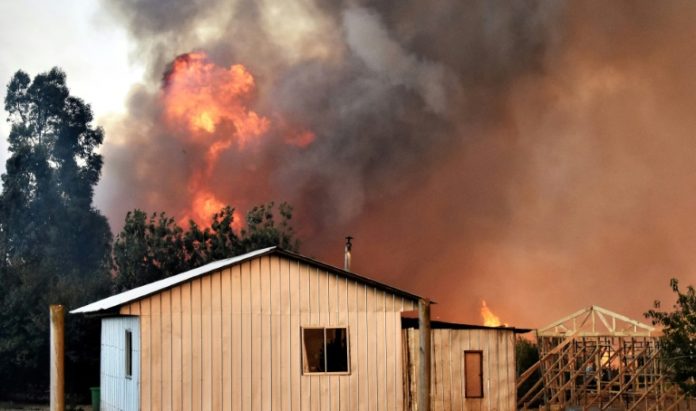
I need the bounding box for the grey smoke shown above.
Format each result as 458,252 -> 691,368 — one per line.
96,0 -> 696,327
343,7 -> 451,115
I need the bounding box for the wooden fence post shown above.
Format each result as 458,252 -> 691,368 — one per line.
50,304 -> 65,411
418,298 -> 431,411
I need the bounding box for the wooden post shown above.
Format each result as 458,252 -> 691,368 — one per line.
418,298 -> 431,411
50,305 -> 65,411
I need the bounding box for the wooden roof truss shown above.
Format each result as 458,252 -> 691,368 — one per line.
536,305 -> 655,337
518,306 -> 694,410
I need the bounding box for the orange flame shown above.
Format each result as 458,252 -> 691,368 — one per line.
285,130 -> 316,148
480,300 -> 506,327
164,52 -> 268,138
190,190 -> 225,224
161,52 -> 314,226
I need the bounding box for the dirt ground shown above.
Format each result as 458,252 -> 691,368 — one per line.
0,404 -> 92,411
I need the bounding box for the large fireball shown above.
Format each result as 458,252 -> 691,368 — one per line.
163,52 -> 269,139
160,52 -> 314,226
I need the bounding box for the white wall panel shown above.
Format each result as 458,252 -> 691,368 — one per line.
101,316 -> 139,411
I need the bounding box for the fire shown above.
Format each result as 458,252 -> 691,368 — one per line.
286,130 -> 316,148
480,300 -> 506,327
193,111 -> 215,133
161,51 -> 314,226
163,52 -> 269,138
191,190 -> 225,224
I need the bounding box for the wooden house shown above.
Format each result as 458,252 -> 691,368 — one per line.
402,318 -> 523,411
73,246 -> 528,410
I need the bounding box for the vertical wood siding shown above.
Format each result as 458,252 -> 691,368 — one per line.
403,328 -> 517,411
101,316 -> 140,411
120,255 -> 416,411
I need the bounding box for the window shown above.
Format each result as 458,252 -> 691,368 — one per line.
302,327 -> 349,374
125,330 -> 133,378
464,351 -> 483,398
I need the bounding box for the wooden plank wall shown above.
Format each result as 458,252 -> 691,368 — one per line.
120,255 -> 417,411
403,327 -> 517,411
100,316 -> 140,411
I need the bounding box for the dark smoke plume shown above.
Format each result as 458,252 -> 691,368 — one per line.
96,0 -> 696,327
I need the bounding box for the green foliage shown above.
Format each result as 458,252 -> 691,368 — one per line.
1,69 -> 110,272
113,202 -> 299,291
241,202 -> 298,252
0,68 -> 112,400
515,337 -> 541,405
645,278 -> 696,396
112,210 -> 186,292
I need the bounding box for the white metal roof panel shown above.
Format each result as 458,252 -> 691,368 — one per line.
71,246 -> 277,314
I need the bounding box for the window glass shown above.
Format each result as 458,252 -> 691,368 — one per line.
303,328 -> 325,373
325,328 -> 348,372
125,330 -> 133,378
302,327 -> 349,374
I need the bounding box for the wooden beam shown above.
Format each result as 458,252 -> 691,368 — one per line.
600,349 -> 660,410
516,360 -> 541,390
519,340 -> 576,407
584,344 -> 650,410
593,306 -> 654,333
595,311 -> 612,333
518,334 -> 576,389
517,374 -> 546,408
537,307 -> 591,335
547,346 -> 600,404
626,375 -> 664,411
539,306 -> 655,337
529,333 -> 688,411
665,392 -> 687,411
418,299 -> 431,411
648,384 -> 679,411
50,305 -> 65,411
573,344 -> 623,405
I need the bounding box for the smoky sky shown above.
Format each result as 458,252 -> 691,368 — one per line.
95,0 -> 696,327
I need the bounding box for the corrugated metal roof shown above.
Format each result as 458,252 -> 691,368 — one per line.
71,246 -> 423,315
71,247 -> 276,314
400,316 -> 532,334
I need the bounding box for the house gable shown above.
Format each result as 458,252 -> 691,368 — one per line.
112,253 -> 417,410
72,247 -> 421,315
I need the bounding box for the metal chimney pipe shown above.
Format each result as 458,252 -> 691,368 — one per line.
344,236 -> 353,271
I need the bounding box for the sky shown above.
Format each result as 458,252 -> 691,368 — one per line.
0,0 -> 143,165
1,1 -> 694,330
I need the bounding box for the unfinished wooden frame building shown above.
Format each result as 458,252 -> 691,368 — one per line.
518,305 -> 693,410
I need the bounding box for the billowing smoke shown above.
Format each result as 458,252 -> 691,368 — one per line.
96,0 -> 696,327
